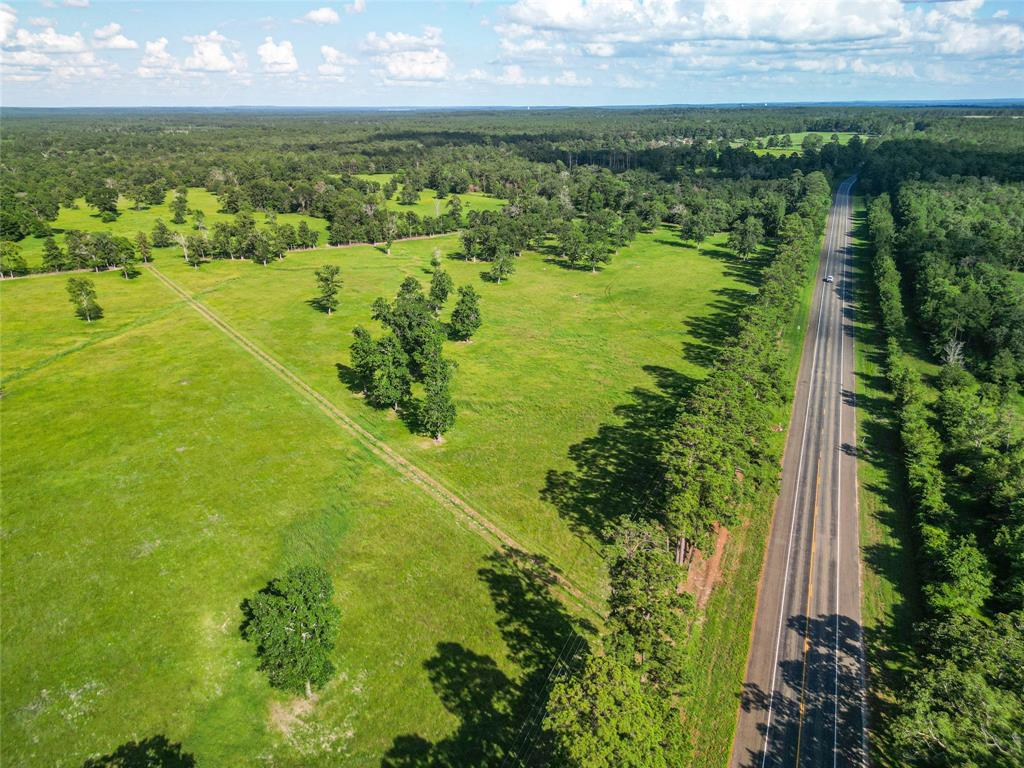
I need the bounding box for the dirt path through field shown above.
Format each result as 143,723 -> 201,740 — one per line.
146,264 -> 603,618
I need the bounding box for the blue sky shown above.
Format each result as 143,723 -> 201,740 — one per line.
1,0 -> 1022,107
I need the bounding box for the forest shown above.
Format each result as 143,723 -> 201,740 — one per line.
1,104 -> 1022,767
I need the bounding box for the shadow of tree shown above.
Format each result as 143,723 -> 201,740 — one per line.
81,736 -> 196,768
736,614 -> 867,768
381,548 -> 592,768
681,287 -> 753,369
540,365 -> 697,543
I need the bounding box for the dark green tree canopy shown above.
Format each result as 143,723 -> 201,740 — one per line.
241,565 -> 341,696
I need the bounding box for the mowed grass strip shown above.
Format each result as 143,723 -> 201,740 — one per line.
158,226 -> 758,600
0,274 -> 546,767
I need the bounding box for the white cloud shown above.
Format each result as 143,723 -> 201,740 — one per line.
136,36 -> 179,78
378,47 -> 451,82
7,26 -> 87,53
554,68 -> 591,86
346,0 -> 365,13
302,7 -> 340,25
993,10 -> 1009,19
27,16 -> 54,28
93,22 -> 137,49
364,25 -> 442,52
257,36 -> 297,73
183,30 -> 243,73
63,0 -> 89,7
0,3 -> 15,42
318,44 -> 356,80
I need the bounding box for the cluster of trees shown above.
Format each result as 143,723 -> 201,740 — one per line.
660,170 -> 831,558
545,523 -> 692,766
889,179 -> 1023,388
867,193 -> 1024,766
349,272 -> 480,440
541,171 -> 832,764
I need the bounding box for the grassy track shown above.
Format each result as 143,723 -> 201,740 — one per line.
0,270 -> 540,766
156,227 -> 755,600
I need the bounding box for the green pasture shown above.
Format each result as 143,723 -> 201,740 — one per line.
353,173 -> 506,218
1,225 -> 757,765
14,188 -> 329,269
734,131 -> 869,156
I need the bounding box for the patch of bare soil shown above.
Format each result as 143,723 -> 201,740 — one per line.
682,524 -> 730,609
269,692 -> 318,737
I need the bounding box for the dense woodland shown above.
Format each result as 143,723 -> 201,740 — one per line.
2,105 -> 1023,765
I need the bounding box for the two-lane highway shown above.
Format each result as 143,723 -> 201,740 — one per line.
730,177 -> 867,768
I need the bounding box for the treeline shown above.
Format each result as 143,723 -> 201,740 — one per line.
866,194 -> 1024,766
539,171 -> 832,765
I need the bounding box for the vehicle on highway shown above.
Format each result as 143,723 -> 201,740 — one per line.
825,274 -> 835,282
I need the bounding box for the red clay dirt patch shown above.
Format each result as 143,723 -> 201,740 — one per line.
682,524 -> 730,610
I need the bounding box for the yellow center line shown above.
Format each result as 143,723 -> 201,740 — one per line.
794,378 -> 826,765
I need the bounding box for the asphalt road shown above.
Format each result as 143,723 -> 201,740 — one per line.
730,177 -> 867,768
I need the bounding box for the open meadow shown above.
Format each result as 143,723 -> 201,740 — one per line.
1,225 -> 758,765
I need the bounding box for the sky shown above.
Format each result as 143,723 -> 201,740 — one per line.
1,0 -> 1022,107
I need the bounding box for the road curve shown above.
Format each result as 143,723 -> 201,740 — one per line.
730,177 -> 867,768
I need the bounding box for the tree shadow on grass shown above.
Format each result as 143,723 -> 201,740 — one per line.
334,362 -> 363,395
541,364 -> 697,544
82,735 -> 196,768
380,548 -> 592,768
680,286 -> 753,369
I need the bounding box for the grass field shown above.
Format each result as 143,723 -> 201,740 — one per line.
734,131 -> 869,157
14,188 -> 329,270
1,225 -> 756,765
353,173 -> 506,218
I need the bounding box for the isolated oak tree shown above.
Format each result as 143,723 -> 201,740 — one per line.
428,268 -> 453,314
449,285 -> 482,340
314,264 -> 342,315
487,246 -> 515,284
66,276 -> 102,322
241,565 -> 340,698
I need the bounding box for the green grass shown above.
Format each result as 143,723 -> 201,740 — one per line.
149,226 -> 755,602
352,173 -> 506,219
850,198 -> 923,767
2,225 -> 753,765
734,131 -> 869,157
15,188 -> 329,269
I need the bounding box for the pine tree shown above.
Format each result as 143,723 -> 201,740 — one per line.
367,334 -> 411,410
151,218 -> 173,248
449,285 -> 482,340
420,354 -> 456,441
314,264 -> 342,314
42,236 -> 66,272
170,187 -> 188,224
350,326 -> 376,394
429,269 -> 454,314
134,231 -> 152,263
66,276 -> 102,322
